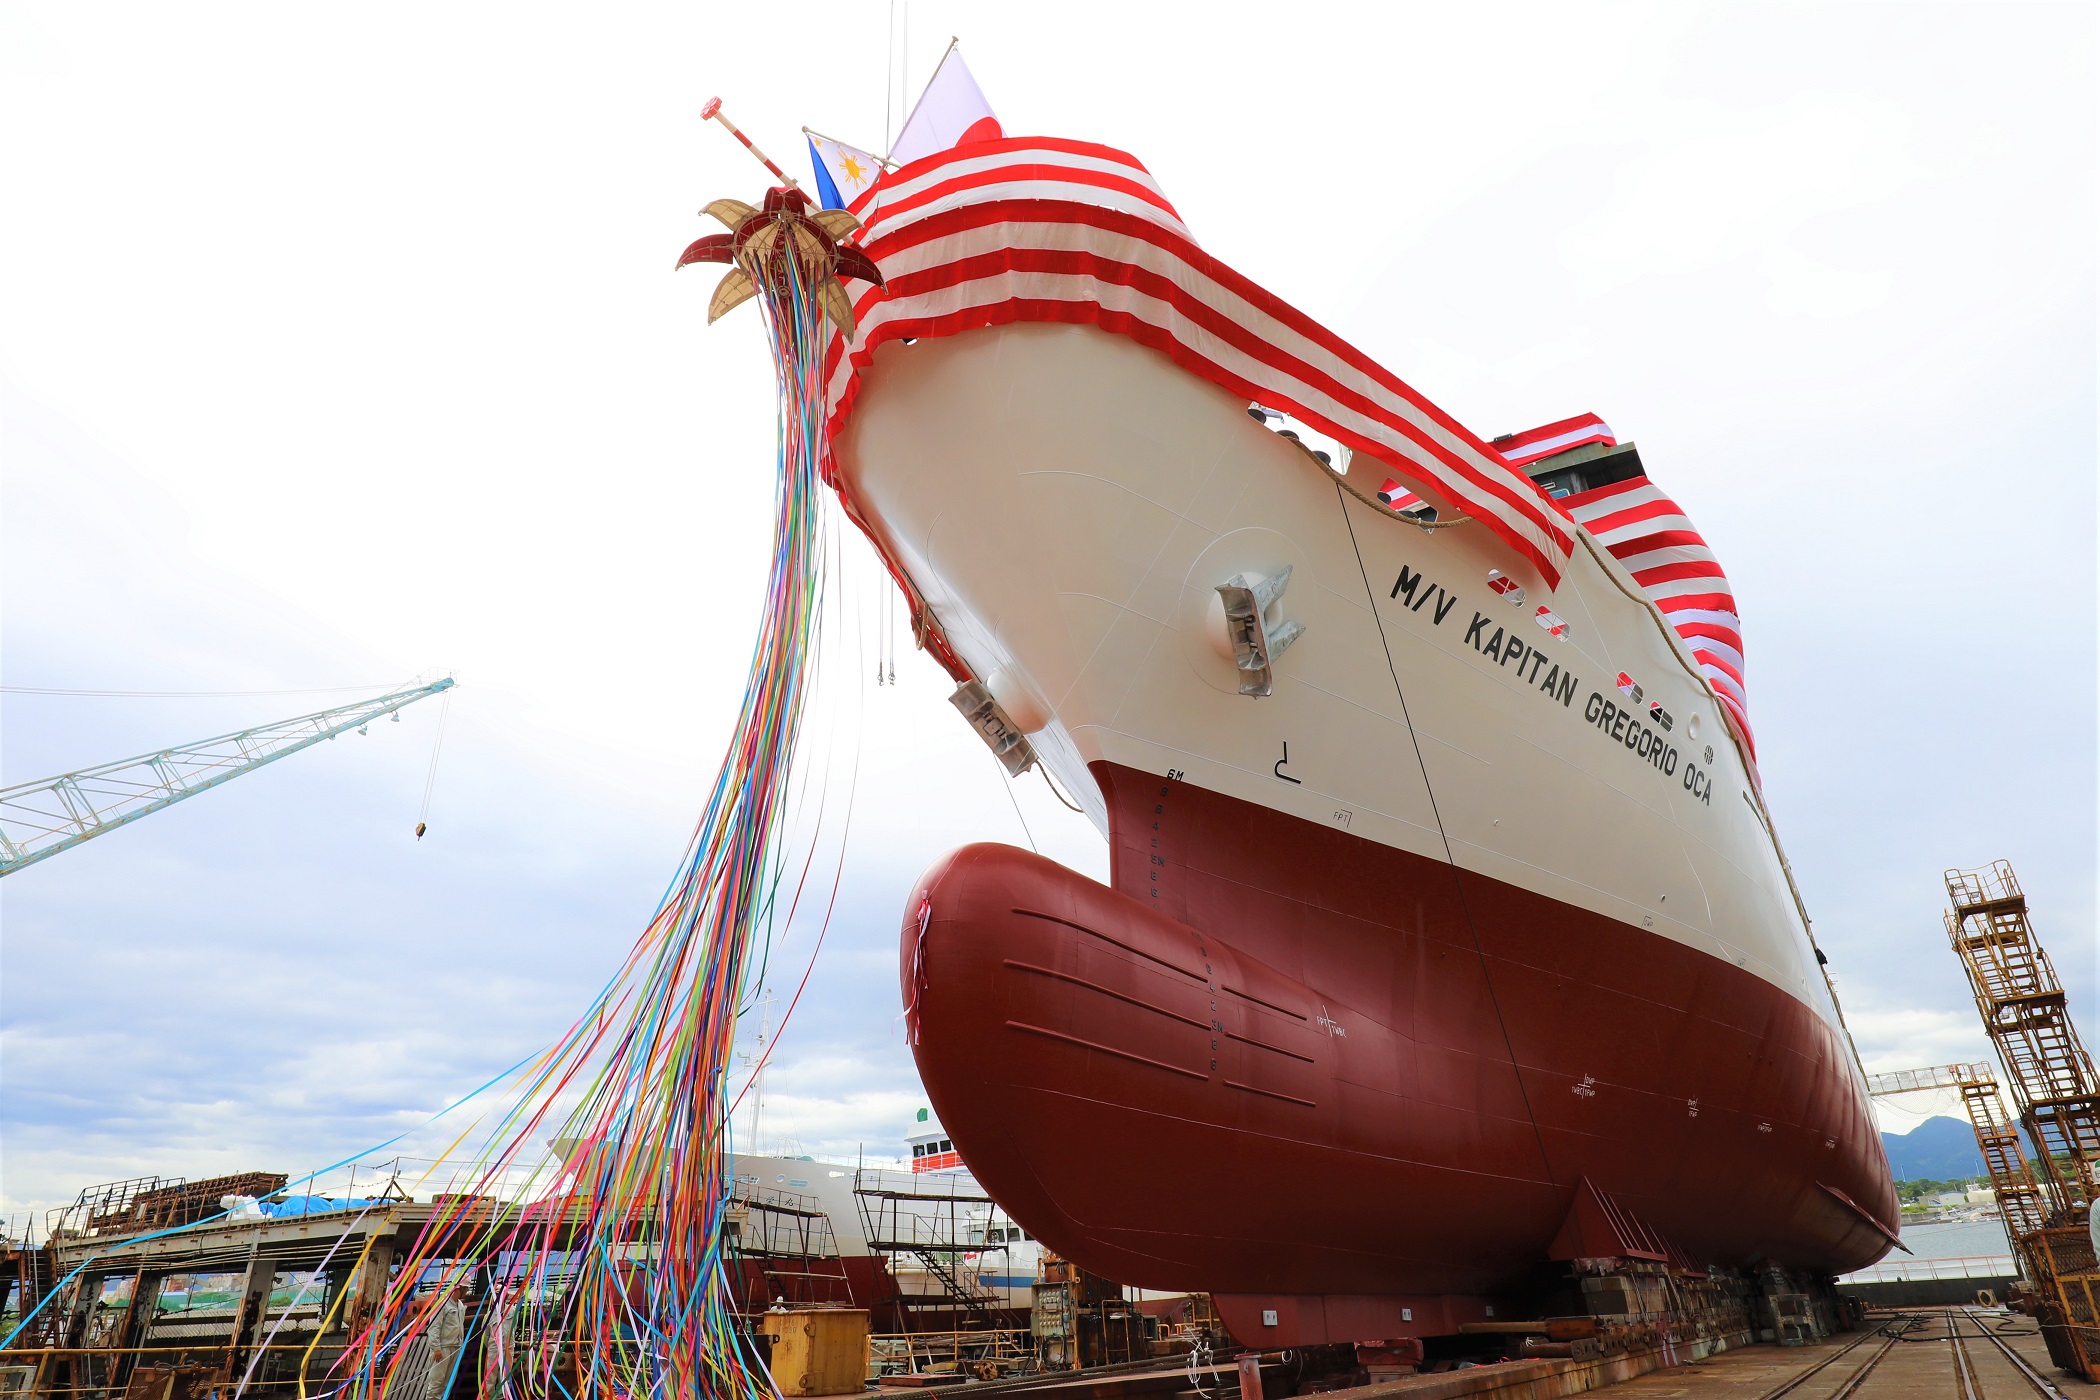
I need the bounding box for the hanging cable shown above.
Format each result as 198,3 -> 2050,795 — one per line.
885,0 -> 897,153
877,569 -> 889,686
995,755 -> 1038,854
415,688 -> 452,838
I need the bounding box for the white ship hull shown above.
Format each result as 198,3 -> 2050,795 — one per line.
833,321 -> 1898,1344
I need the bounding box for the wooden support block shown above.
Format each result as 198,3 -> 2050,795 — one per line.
761,1308 -> 872,1397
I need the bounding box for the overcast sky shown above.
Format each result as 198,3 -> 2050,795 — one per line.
2,2 -> 2093,1219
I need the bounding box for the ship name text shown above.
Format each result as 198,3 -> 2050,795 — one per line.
1582,691 -> 1710,804
1463,612 -> 1581,707
1390,566 -> 1459,625
1388,565 -> 1583,709
1388,562 -> 1712,809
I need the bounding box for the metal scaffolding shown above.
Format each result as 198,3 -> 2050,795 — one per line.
851,1172 -> 1006,1332
1956,1072 -> 2051,1241
1867,1063 -> 2048,1239
1946,862 -> 2100,1213
724,1182 -> 853,1311
1944,861 -> 2099,1379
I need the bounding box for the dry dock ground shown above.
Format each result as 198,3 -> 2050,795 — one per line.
1583,1311 -> 2070,1400
1288,1309 -> 2076,1400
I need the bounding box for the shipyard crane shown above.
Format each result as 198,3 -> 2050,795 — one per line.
0,678 -> 454,877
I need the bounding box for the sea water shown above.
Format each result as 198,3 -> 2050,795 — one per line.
1838,1216 -> 2018,1283
1897,1217 -> 2018,1261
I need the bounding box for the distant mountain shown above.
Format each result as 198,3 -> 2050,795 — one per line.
1882,1115 -> 1985,1181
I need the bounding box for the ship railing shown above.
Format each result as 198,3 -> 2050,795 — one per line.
43,1176 -> 170,1242
1865,1063 -> 1998,1096
1945,862 -> 2022,911
867,1326 -> 1033,1379
730,1184 -> 828,1216
1839,1253 -> 2020,1284
859,1216 -> 1001,1254
286,1156 -> 567,1209
739,1150 -> 908,1172
852,1167 -> 995,1204
42,1154 -> 864,1246
728,1185 -> 845,1260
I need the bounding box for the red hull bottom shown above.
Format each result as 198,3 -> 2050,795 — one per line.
902,763 -> 1895,1347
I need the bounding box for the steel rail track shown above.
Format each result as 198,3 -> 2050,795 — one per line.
1950,1312 -> 1983,1400
1956,1307 -> 2065,1400
1824,1329 -> 1902,1400
1755,1319 -> 1907,1400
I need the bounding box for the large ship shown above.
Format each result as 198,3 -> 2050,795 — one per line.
809,135 -> 1898,1348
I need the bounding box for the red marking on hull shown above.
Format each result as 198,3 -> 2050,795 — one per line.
902,762 -> 1895,1346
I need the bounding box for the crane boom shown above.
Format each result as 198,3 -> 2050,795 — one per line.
0,678 -> 454,876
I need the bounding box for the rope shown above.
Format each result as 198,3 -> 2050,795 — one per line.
415,689 -> 452,837
1185,1336 -> 1214,1398
1038,766 -> 1084,813
1329,458 -> 1472,529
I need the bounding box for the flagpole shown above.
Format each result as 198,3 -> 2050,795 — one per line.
700,97 -> 802,192
884,37 -> 960,162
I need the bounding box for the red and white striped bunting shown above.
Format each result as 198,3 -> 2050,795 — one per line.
1377,480 -> 1423,511
1491,412 -> 1617,470
850,136 -> 1189,240
1561,475 -> 1752,753
824,138 -> 1578,586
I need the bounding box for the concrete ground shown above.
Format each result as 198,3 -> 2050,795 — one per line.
1594,1311 -> 2073,1400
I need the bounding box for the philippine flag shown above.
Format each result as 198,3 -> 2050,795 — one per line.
889,45 -> 1002,166
807,133 -> 884,213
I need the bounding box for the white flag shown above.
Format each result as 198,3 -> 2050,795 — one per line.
889,46 -> 1002,167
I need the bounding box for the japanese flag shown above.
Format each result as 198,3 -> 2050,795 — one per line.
889,46 -> 1002,166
